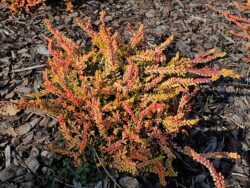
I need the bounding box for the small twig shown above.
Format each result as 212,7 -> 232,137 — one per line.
174,0 -> 185,8
13,149 -> 84,188
202,82 -> 250,88
247,68 -> 250,86
190,15 -> 207,22
13,21 -> 27,25
219,115 -> 244,128
12,64 -> 46,73
12,153 -> 27,169
93,148 -> 121,188
54,178 -> 83,188
93,149 -> 105,176
231,172 -> 248,177
3,26 -> 15,35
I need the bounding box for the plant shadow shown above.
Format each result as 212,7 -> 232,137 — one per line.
168,86 -> 249,188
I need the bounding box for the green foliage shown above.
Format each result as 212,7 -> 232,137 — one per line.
44,148 -> 100,187
205,94 -> 215,109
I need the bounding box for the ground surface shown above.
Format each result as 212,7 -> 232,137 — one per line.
0,0 -> 249,188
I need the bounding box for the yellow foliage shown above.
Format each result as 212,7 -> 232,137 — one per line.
0,0 -> 73,13
16,11 -> 240,186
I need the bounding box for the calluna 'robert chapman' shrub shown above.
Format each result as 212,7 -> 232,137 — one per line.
0,0 -> 73,13
208,1 -> 250,62
17,11 -> 241,187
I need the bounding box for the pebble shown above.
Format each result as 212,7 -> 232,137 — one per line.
145,9 -> 156,18
119,176 -> 139,188
41,167 -> 48,174
146,18 -> 156,26
153,0 -> 161,8
104,16 -> 113,22
41,150 -> 49,159
226,86 -> 234,93
204,42 -> 213,49
155,25 -> 167,36
36,45 -> 50,56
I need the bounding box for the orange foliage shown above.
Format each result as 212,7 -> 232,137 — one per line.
185,147 -> 226,188
0,0 -> 73,13
0,0 -> 44,13
15,11 -> 240,187
208,1 -> 250,63
208,2 -> 250,40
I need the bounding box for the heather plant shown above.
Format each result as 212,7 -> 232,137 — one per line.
0,0 -> 73,13
0,0 -> 45,13
15,11 -> 241,187
208,1 -> 250,40
208,1 -> 250,62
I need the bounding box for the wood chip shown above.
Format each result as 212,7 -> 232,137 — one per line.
15,123 -> 31,136
0,104 -> 20,116
5,145 -> 11,168
1,127 -> 17,137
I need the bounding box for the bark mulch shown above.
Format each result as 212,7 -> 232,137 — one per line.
0,0 -> 249,187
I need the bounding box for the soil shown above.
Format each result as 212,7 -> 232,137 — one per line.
0,0 -> 249,188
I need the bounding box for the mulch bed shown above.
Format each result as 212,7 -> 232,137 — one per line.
0,0 -> 249,187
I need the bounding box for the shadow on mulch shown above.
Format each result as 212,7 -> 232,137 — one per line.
169,87 -> 249,188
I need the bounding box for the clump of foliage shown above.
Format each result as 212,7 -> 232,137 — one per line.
208,1 -> 250,62
0,0 -> 73,13
44,150 -> 100,187
0,0 -> 45,13
208,1 -> 250,40
16,11 -> 241,187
